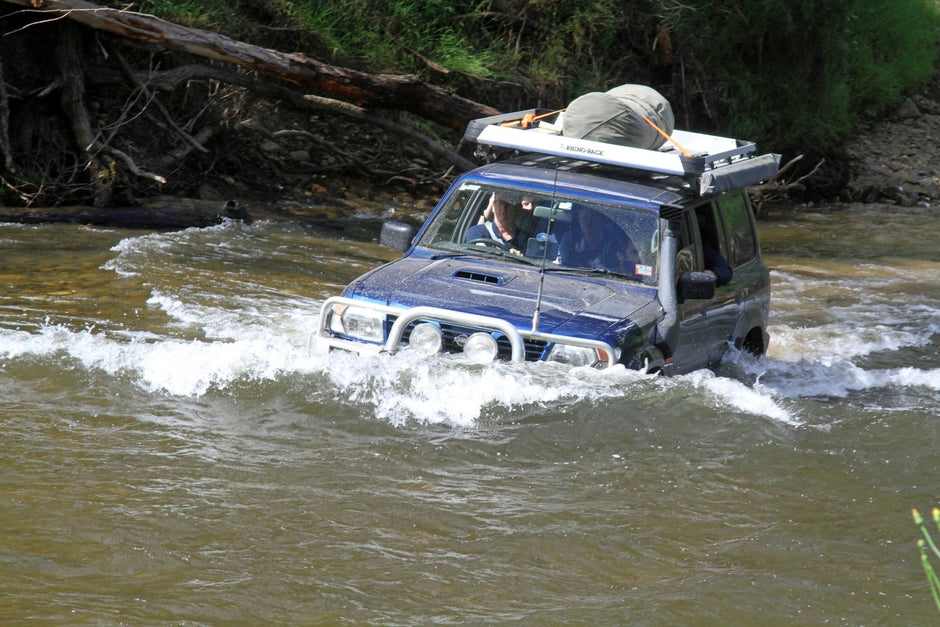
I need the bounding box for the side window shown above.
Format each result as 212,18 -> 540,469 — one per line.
716,192 -> 757,267
423,185 -> 487,246
676,211 -> 702,275
693,203 -> 726,262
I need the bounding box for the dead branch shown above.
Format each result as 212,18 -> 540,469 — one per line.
0,195 -> 248,227
749,155 -> 826,213
3,0 -> 500,130
767,154 -> 804,182
151,125 -> 218,170
112,46 -> 208,154
89,62 -> 477,172
102,146 -> 166,184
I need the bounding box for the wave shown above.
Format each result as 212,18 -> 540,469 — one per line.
2,220 -> 935,428
0,318 -> 809,426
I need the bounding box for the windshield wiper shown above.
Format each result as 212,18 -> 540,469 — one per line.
428,251 -> 473,260
429,248 -> 542,266
461,244 -> 535,262
542,266 -> 637,280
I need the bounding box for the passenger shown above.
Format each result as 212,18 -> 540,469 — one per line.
466,193 -> 525,253
703,244 -> 732,286
694,210 -> 732,286
558,206 -> 640,274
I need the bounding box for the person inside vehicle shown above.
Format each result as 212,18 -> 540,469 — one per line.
557,205 -> 640,274
466,193 -> 526,253
693,208 -> 732,286
702,244 -> 732,286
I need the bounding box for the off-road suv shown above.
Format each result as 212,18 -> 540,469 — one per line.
315,108 -> 779,374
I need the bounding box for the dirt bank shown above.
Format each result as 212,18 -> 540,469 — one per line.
842,77 -> 940,206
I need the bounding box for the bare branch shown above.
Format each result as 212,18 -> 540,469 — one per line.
112,46 -> 208,154
102,146 -> 166,184
3,0 -> 500,130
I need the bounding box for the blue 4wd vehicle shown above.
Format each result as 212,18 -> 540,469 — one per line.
315,108 -> 780,374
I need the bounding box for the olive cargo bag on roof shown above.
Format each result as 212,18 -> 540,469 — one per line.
562,84 -> 675,150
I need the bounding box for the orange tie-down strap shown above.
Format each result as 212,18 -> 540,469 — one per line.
500,109 -> 566,129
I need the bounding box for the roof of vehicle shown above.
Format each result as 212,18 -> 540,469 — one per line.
462,158 -> 690,213
464,109 -> 781,199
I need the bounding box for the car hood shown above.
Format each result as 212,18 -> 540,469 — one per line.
344,254 -> 661,337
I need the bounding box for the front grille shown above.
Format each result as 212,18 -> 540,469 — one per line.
386,317 -> 548,361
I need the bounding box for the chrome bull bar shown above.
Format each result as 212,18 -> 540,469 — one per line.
316,296 -> 617,367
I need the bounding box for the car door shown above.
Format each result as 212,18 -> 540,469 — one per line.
670,200 -> 740,371
713,190 -> 771,351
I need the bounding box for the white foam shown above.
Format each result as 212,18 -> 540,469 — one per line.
4,219 -> 933,426
317,351 -> 588,427
3,313 -> 935,425
680,368 -> 801,425
104,229 -> 180,276
767,322 -> 919,365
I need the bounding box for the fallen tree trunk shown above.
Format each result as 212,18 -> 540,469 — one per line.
0,197 -> 252,228
86,62 -> 477,173
3,0 -> 499,130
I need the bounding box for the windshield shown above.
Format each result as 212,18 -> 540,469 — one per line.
417,181 -> 660,284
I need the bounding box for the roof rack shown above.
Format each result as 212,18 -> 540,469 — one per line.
464,109 -> 781,196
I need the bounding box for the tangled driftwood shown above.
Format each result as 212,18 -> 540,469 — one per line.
4,0 -> 498,129
0,0 -> 491,212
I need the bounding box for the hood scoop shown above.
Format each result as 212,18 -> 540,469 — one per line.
452,269 -> 505,286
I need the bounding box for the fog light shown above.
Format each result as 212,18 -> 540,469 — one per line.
409,322 -> 443,356
463,332 -> 498,363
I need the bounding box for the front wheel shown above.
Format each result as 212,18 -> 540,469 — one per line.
741,328 -> 766,357
628,346 -> 666,375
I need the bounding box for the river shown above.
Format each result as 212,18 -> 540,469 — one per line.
1,200 -> 938,624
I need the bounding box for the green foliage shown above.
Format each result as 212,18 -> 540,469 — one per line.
912,508 -> 940,612
133,0 -> 235,32
847,0 -> 939,108
286,1 -> 500,75
669,0 -> 940,150
120,0 -> 939,153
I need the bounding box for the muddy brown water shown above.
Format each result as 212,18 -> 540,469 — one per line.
1,201 -> 938,623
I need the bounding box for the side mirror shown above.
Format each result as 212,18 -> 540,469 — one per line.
677,271 -> 716,300
380,220 -> 415,251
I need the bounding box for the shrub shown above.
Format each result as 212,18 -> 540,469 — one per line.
669,0 -> 940,150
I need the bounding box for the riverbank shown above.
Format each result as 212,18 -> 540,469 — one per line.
2,78 -> 938,230
842,81 -> 940,206
136,70 -> 940,218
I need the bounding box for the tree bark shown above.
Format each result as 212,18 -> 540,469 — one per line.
56,22 -> 113,206
0,58 -> 12,172
4,0 -> 500,130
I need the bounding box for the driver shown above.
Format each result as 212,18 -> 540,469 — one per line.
465,193 -> 526,253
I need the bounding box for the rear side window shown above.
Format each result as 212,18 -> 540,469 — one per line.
716,192 -> 757,267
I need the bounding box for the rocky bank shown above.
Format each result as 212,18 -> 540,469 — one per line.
843,86 -> 940,206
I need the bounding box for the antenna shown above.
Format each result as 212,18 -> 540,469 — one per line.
531,165 -> 560,333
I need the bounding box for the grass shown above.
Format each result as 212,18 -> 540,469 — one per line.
913,508 -> 940,612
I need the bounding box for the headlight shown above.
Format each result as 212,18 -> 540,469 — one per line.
463,332 -> 499,363
546,343 -> 600,367
329,304 -> 385,343
409,322 -> 443,356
